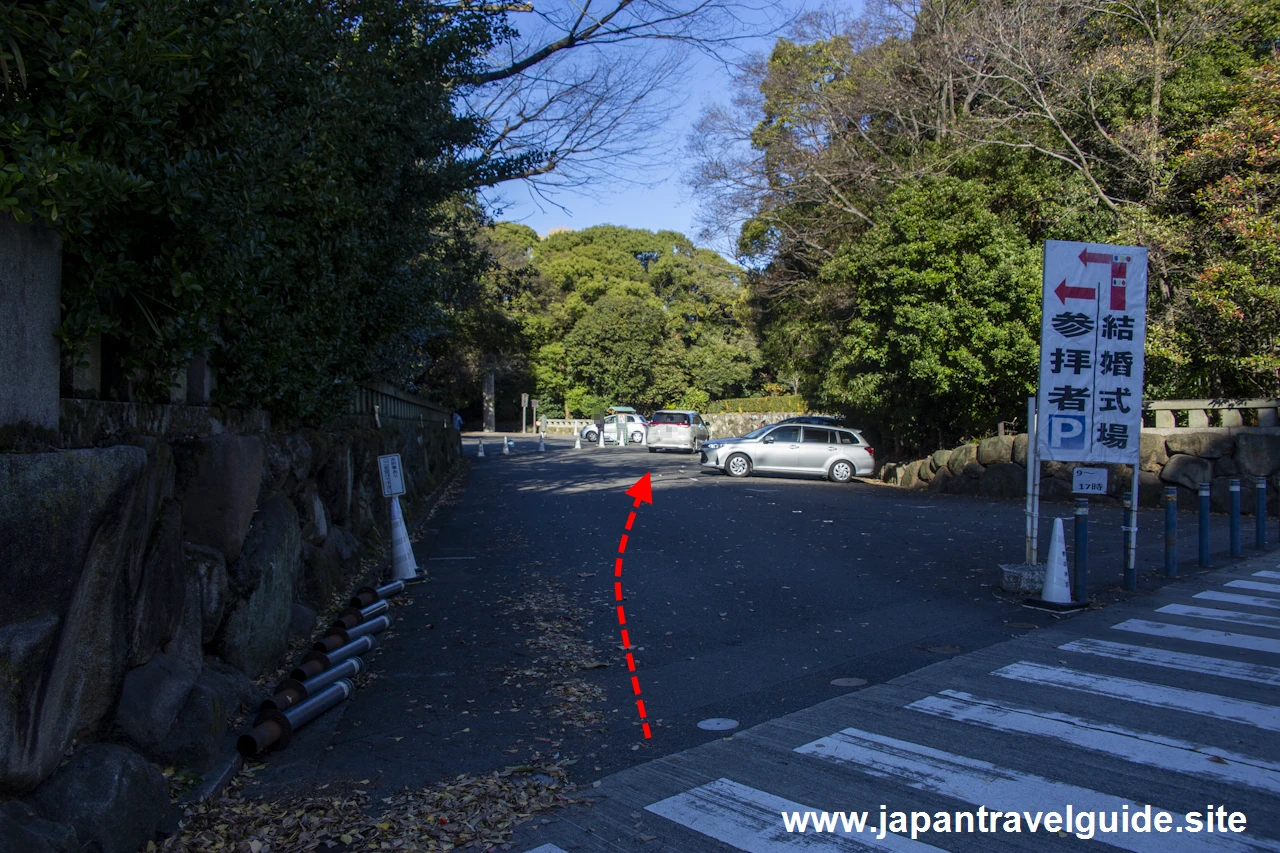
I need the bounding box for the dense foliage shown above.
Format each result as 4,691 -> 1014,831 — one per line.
1,0 -> 525,419
442,224 -> 763,418
693,0 -> 1280,449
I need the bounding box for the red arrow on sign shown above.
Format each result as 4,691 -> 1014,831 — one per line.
1054,279 -> 1097,304
1079,248 -> 1113,266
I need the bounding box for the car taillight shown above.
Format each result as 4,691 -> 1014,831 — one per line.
676,422 -> 690,428
866,447 -> 874,455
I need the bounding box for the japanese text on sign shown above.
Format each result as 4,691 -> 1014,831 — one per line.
378,453 -> 406,497
1073,466 -> 1108,495
1037,241 -> 1147,464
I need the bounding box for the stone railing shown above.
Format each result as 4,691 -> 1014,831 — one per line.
1143,398 -> 1279,429
541,418 -> 592,434
350,382 -> 450,427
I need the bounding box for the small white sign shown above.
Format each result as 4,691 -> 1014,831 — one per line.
1072,466 -> 1108,495
378,453 -> 405,497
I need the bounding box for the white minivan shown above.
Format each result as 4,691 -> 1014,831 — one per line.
646,410 -> 710,453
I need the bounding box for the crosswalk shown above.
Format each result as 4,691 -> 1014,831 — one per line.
516,559 -> 1280,852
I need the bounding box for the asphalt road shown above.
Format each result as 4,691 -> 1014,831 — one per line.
248,435 -> 1255,803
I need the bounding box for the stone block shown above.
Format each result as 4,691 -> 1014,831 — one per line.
977,435 -> 1014,466
1139,432 -> 1168,472
946,472 -> 981,495
1160,454 -> 1213,491
290,602 -> 317,639
916,458 -> 935,482
113,652 -> 199,754
215,492 -> 300,677
28,743 -> 168,853
1211,476 -> 1253,515
928,469 -> 952,492
931,449 -> 951,471
1138,471 -> 1165,508
174,435 -> 265,563
263,432 -> 313,491
1215,456 -> 1239,477
162,572 -> 205,673
962,460 -> 986,479
899,460 -> 920,489
979,462 -> 1026,499
155,671 -> 227,772
0,215 -> 61,431
1040,476 -> 1073,503
128,498 -> 188,667
1012,433 -> 1029,466
318,441 -> 353,525
293,482 -> 329,545
0,801 -> 79,853
947,444 -> 978,476
185,542 -> 229,645
1234,434 -> 1280,477
202,658 -> 264,715
1000,563 -> 1045,594
1165,431 -> 1234,459
0,446 -> 162,792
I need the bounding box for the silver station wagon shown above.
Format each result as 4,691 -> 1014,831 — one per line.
699,423 -> 875,482
646,410 -> 710,453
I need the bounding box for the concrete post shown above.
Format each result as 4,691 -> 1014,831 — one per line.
482,369 -> 495,433
0,215 -> 62,430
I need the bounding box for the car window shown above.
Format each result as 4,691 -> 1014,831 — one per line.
768,426 -> 801,442
651,412 -> 690,424
605,416 -> 616,425
836,430 -> 861,445
803,428 -> 833,443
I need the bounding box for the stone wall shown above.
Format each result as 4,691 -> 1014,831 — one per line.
705,412 -> 799,438
875,430 -> 1280,514
0,407 -> 462,848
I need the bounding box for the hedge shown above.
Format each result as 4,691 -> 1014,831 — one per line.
706,395 -> 808,414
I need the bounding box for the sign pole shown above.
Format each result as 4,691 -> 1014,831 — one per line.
1125,465 -> 1140,590
1025,396 -> 1036,565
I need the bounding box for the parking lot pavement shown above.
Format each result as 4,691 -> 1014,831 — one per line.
509,550 -> 1280,852
247,435 -> 1273,840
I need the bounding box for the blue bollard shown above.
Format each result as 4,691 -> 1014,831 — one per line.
1199,482 -> 1211,567
1229,478 -> 1242,557
1258,478 -> 1268,550
1123,490 -> 1137,591
1074,497 -> 1089,602
1164,486 -> 1178,578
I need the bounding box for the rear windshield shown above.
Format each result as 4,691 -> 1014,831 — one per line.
650,412 -> 691,424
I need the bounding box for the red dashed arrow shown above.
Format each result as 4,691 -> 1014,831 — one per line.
615,472 -> 653,738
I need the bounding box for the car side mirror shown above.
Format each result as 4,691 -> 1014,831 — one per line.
763,436 -> 775,444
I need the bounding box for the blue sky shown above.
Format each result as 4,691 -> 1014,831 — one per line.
481,2 -> 817,248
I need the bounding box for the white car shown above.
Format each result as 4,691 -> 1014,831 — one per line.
581,414 -> 648,445
646,410 -> 710,453
700,423 -> 875,482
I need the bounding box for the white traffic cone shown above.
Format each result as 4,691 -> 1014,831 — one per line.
1040,517 -> 1073,604
502,437 -> 510,455
574,433 -> 582,449
597,429 -> 605,449
538,433 -> 545,452
477,439 -> 485,458
388,496 -> 418,581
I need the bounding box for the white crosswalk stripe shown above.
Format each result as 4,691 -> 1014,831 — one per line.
1059,637 -> 1280,686
794,728 -> 1274,853
1156,603 -> 1280,631
519,846 -> 571,853
909,690 -> 1280,794
1195,591 -> 1280,611
992,661 -> 1280,731
645,778 -> 949,852
1253,571 -> 1280,580
1112,618 -> 1280,655
1225,580 -> 1280,595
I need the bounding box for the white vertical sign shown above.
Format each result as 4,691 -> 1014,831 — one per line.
1037,241 -> 1147,464
378,453 -> 406,497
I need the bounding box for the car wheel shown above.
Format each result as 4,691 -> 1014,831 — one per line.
631,431 -> 644,443
725,453 -> 751,478
584,430 -> 597,443
829,460 -> 854,483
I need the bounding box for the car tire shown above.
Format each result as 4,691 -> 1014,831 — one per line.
829,460 -> 854,483
631,431 -> 644,443
725,453 -> 752,478
584,430 -> 597,443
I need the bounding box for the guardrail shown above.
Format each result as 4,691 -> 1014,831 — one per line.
351,382 -> 450,427
541,418 -> 592,434
1143,398 -> 1279,429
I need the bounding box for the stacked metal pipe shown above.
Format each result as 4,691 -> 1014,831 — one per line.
238,580 -> 405,756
